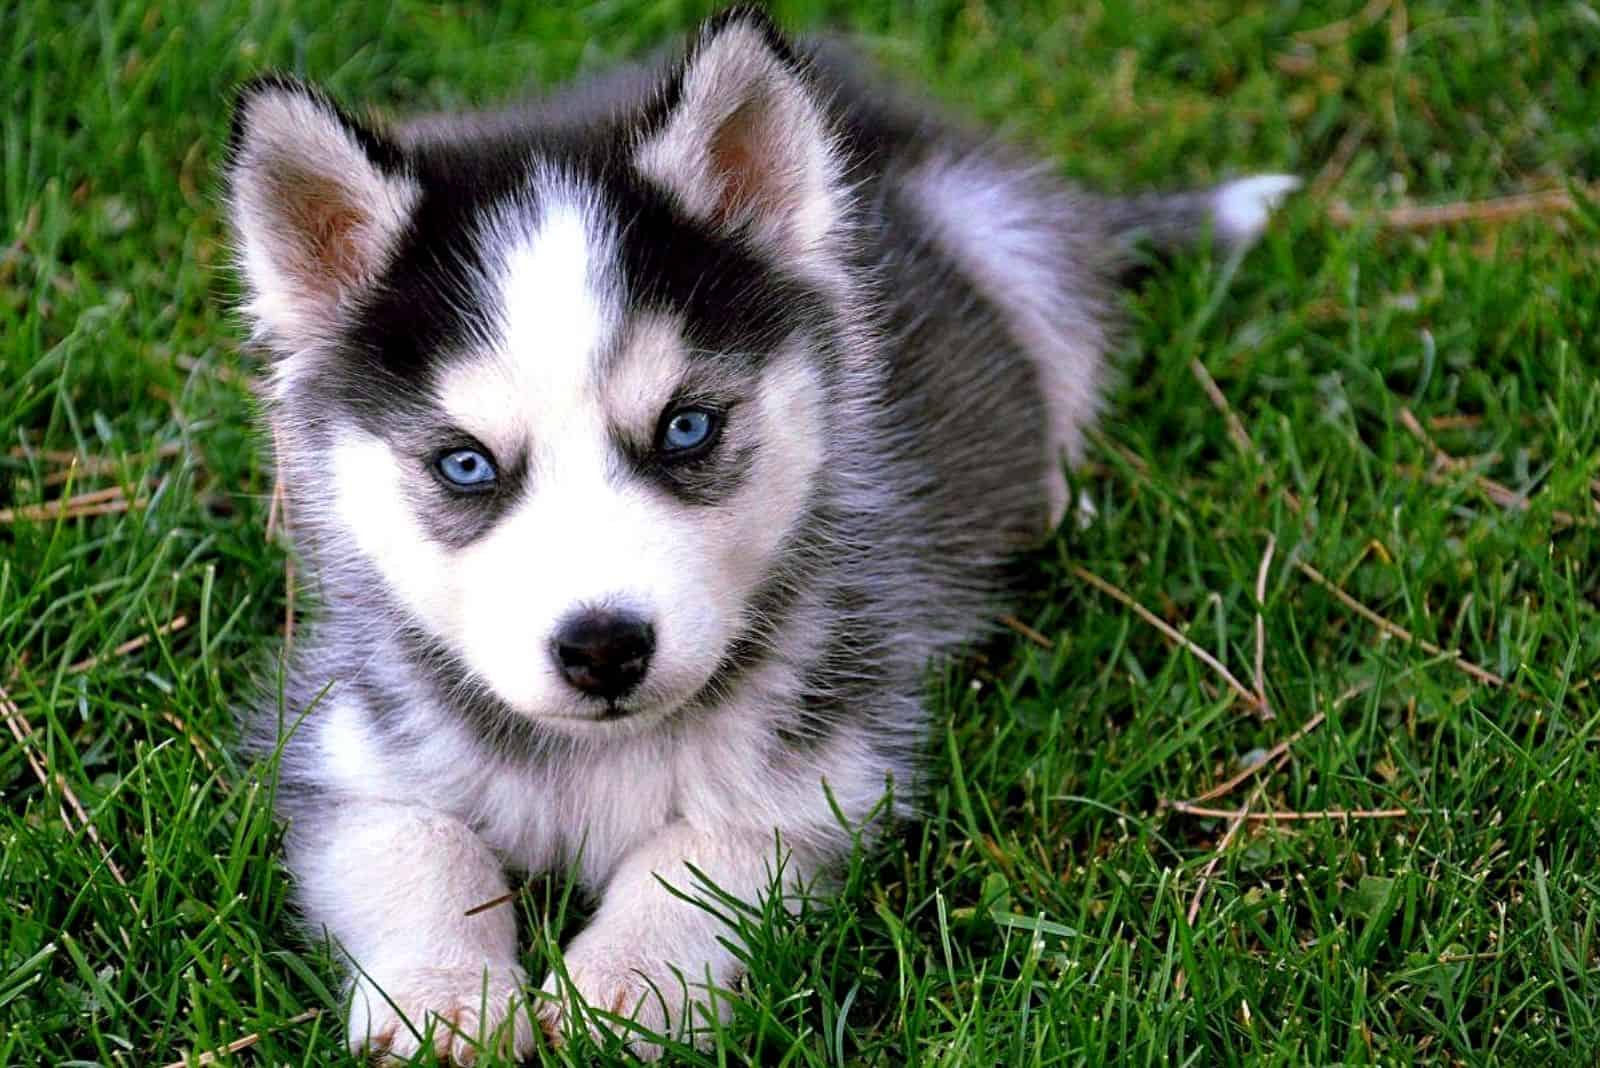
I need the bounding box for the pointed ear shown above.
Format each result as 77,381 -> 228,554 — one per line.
225,76 -> 419,356
635,8 -> 847,265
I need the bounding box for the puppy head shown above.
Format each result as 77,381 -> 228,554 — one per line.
227,9 -> 854,736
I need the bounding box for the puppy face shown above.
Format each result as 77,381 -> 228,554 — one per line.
326,192 -> 830,730
228,19 -> 850,736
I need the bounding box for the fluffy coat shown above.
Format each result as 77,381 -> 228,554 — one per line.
226,7 -> 1293,1060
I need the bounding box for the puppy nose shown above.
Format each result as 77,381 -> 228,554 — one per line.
552,612 -> 654,700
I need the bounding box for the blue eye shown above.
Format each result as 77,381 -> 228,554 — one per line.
659,407 -> 719,454
435,448 -> 497,490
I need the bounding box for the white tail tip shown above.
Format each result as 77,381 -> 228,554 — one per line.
1213,174 -> 1301,247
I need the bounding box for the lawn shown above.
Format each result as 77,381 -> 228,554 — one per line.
2,1 -> 1597,1064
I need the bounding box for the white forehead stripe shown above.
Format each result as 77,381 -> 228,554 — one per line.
497,197 -> 609,370
438,188 -> 617,448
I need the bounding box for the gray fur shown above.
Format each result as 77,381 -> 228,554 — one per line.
227,9 -> 1292,1061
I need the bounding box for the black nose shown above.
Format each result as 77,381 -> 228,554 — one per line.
552,612 -> 655,700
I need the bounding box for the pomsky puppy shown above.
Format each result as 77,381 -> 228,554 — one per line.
227,5 -> 1294,1061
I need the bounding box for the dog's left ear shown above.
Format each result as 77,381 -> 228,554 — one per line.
635,7 -> 846,267
225,76 -> 420,363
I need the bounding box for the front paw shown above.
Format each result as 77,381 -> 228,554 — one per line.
349,964 -> 533,1065
537,935 -> 729,1060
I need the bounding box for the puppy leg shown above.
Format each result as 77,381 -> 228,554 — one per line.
292,802 -> 533,1064
539,822 -> 815,1058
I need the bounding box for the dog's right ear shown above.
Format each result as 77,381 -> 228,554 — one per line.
634,8 -> 847,277
225,76 -> 419,362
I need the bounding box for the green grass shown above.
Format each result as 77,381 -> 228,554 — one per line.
3,1 -> 1598,1064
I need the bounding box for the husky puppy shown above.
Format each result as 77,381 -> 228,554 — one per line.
227,6 -> 1293,1061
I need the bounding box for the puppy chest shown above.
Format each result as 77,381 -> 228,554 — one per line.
473,748 -> 679,884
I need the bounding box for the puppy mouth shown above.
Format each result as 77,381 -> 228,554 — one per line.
501,668 -> 710,733
535,701 -> 644,723
530,689 -> 677,730
584,686 -> 651,720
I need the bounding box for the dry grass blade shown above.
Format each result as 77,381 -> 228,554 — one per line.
1398,464 -> 1593,528
464,890 -> 519,918
0,202 -> 40,286
174,351 -> 242,385
1188,359 -> 1304,513
1175,780 -> 1267,995
1253,535 -> 1277,718
2,688 -> 75,834
1309,118 -> 1371,200
1427,413 -> 1483,431
1,683 -> 128,885
159,1009 -> 320,1068
1294,560 -> 1506,688
1395,407 -> 1593,526
266,424 -> 287,542
17,441 -> 186,488
67,615 -> 190,674
1185,710 -> 1329,806
1184,811 -> 1248,925
270,423 -> 298,650
1185,782 -> 1266,926
41,462 -> 121,490
998,614 -> 1053,650
1069,563 -> 1266,714
0,485 -> 148,524
1177,680 -> 1371,809
1190,358 -> 1260,464
1293,0 -> 1390,46
283,557 -> 297,651
1168,800 -> 1412,822
1397,407 -> 1458,461
8,445 -> 83,464
162,709 -> 221,779
1327,186 -> 1590,230
265,475 -> 283,542
14,484 -> 120,507
1184,713 -> 1331,805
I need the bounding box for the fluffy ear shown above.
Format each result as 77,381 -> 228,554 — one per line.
635,7 -> 846,264
225,76 -> 419,355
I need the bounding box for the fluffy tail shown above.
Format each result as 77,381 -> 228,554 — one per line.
1102,174 -> 1301,258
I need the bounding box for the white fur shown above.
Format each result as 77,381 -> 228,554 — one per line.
293,636 -> 866,1057
436,193 -> 618,453
301,677 -> 860,1054
235,15 -> 1296,1065
332,431 -> 442,609
312,306 -> 855,1051
291,794 -> 532,1061
1212,174 -> 1301,247
331,184 -> 829,736
540,822 -> 818,1056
